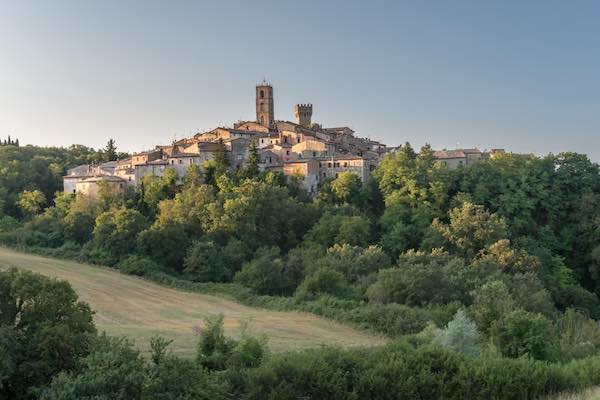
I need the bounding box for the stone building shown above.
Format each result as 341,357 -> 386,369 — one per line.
75,175 -> 127,197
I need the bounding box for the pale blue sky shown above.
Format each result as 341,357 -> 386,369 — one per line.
1,1 -> 599,159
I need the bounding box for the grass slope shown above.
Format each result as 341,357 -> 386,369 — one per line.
0,247 -> 385,356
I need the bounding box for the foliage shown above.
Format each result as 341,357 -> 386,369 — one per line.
41,335 -> 146,400
0,269 -> 96,399
469,280 -> 515,334
435,309 -> 481,357
104,138 -> 118,162
294,268 -> 354,301
491,309 -> 557,360
18,190 -> 47,217
117,255 -> 162,276
234,247 -> 293,296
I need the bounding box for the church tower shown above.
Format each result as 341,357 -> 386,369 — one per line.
256,82 -> 274,128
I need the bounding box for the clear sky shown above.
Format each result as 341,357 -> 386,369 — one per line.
1,1 -> 599,159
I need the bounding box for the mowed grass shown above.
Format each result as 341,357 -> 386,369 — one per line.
0,247 -> 385,356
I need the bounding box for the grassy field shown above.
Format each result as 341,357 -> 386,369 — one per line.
0,247 -> 385,356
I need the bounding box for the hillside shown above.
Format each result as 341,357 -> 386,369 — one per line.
0,247 -> 384,356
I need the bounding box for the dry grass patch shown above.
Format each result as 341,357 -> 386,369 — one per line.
0,247 -> 385,357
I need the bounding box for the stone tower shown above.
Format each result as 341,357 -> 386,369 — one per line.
294,104 -> 312,128
256,82 -> 274,128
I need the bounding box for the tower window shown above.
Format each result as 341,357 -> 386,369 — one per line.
260,90 -> 264,98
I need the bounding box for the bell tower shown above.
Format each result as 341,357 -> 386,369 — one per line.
256,82 -> 274,128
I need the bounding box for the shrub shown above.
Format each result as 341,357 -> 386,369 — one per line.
234,247 -> 292,296
469,280 -> 515,334
491,309 -> 558,360
435,309 -> 481,357
294,268 -> 354,301
117,255 -> 162,276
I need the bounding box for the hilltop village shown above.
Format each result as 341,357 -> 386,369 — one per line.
64,83 -> 503,196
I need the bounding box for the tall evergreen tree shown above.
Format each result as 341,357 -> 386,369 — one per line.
244,141 -> 260,179
214,138 -> 230,173
105,139 -> 118,161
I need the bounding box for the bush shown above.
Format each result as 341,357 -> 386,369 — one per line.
294,268 -> 354,301
343,303 -> 430,337
435,309 -> 481,357
491,309 -> 558,360
117,255 -> 162,276
234,247 -> 292,296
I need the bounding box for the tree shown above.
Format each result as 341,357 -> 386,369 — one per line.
196,314 -> 234,371
141,169 -> 179,215
17,190 -> 46,216
214,139 -> 229,173
184,163 -> 203,188
0,269 -> 95,399
153,183 -> 218,237
234,247 -> 291,295
295,267 -> 353,301
105,139 -> 118,161
313,244 -> 391,284
218,180 -> 317,251
435,309 -> 481,357
474,239 -> 540,273
330,172 -> 362,205
89,207 -> 148,265
429,202 -> 508,260
184,240 -> 233,282
469,280 -> 515,334
491,309 -> 557,360
243,141 -> 260,179
304,213 -> 372,249
41,336 -> 146,400
367,250 -> 478,306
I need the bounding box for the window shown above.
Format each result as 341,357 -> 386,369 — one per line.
171,160 -> 174,164
260,90 -> 264,98
284,137 -> 288,143
178,159 -> 183,164
313,152 -> 316,157
261,139 -> 264,144
323,172 -> 326,177
328,162 -> 332,167
286,150 -> 290,155
343,162 -> 348,167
